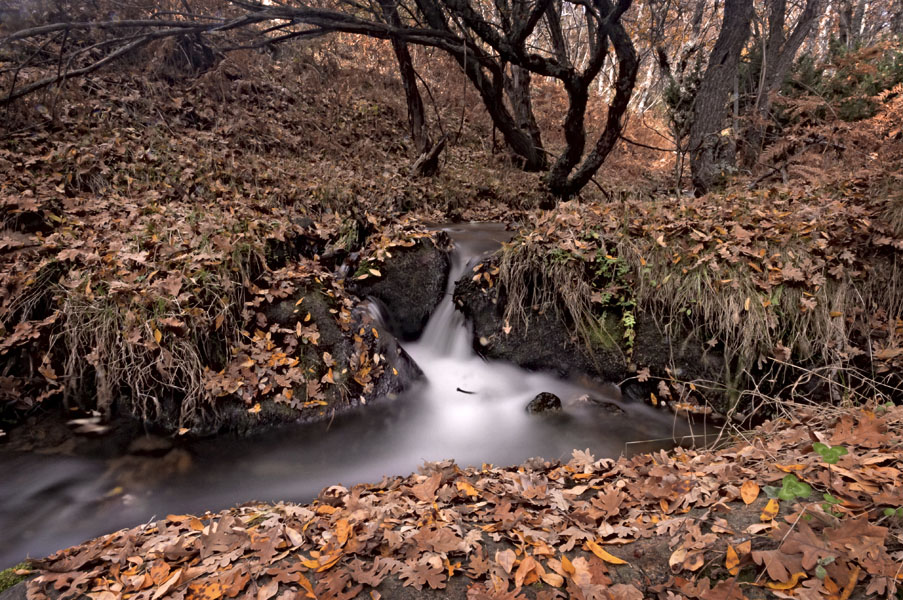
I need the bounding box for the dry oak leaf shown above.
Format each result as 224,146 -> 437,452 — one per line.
410,472 -> 442,502
606,583 -> 644,600
779,522 -> 834,570
399,561 -> 446,590
495,549 -> 517,575
751,548 -> 802,582
465,580 -> 528,600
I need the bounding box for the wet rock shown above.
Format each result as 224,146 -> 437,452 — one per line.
526,392 -> 562,414
454,276 -> 624,380
127,435 -> 174,456
573,394 -> 626,415
0,582 -> 28,600
350,239 -> 450,341
264,225 -> 327,270
208,283 -> 424,435
593,399 -> 627,416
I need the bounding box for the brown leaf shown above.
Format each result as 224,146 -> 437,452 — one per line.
411,473 -> 441,502
495,549 -> 516,575
740,480 -> 759,505
607,583 -> 643,600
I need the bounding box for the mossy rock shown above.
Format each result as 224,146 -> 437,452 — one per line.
453,275 -> 627,380
0,564 -> 29,595
453,272 -> 724,407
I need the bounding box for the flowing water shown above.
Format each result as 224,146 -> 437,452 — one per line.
0,223 -> 689,568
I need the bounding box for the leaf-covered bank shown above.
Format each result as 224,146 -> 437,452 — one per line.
19,404 -> 903,599
455,188 -> 903,418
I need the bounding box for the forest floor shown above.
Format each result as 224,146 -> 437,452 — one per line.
1,42 -> 903,600
14,403 -> 903,600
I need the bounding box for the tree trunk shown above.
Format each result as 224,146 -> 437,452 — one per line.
743,0 -> 822,166
688,0 -> 754,194
762,0 -> 823,97
504,65 -> 544,155
379,0 -> 433,161
412,0 -> 548,171
546,0 -> 638,198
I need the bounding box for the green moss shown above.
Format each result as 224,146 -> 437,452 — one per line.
0,562 -> 30,593
589,311 -> 625,351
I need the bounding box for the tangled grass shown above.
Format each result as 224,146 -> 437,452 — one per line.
495,193 -> 903,412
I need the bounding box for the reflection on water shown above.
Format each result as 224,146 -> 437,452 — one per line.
0,223 -> 689,568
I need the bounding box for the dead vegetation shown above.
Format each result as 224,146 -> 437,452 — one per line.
492,79 -> 903,413
22,403 -> 903,599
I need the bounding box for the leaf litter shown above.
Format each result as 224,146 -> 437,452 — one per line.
25,404 -> 903,599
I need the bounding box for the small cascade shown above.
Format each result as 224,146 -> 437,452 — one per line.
416,234 -> 484,359
0,223 -> 688,569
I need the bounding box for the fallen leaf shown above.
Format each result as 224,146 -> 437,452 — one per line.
760,498 -> 779,521
585,540 -> 627,565
725,545 -> 739,576
740,480 -> 760,505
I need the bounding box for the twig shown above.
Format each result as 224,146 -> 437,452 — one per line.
618,133 -> 672,153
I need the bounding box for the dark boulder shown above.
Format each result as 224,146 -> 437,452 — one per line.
592,399 -> 627,416
526,392 -> 562,414
350,239 -> 450,341
0,582 -> 28,600
454,276 -> 626,380
211,282 -> 423,435
571,393 -> 627,416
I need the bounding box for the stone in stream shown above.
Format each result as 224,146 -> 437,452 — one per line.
573,394 -> 626,416
526,392 -> 562,414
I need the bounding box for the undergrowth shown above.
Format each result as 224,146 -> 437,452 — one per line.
495,188 -> 903,414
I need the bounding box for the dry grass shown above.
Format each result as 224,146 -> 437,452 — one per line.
48,250 -> 255,427
498,243 -> 601,347
492,190 -> 903,412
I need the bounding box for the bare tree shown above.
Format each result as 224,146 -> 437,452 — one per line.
1,0 -> 639,198
742,0 -> 824,163
378,0 -> 443,175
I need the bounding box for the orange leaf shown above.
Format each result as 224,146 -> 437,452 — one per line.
725,545 -> 739,576
187,581 -> 223,600
335,518 -> 351,546
775,463 -> 806,472
315,553 -> 342,573
839,565 -> 861,600
560,555 -> 575,576
514,556 -> 537,588
760,498 -> 780,521
766,571 -> 806,590
456,480 -> 479,498
585,540 -> 628,565
740,480 -> 760,505
297,573 -> 316,599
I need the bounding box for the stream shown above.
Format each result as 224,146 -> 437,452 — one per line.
0,223 -> 690,568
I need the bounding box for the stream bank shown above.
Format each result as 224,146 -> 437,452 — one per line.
0,223 -> 689,569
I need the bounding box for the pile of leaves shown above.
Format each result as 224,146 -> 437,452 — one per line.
24,404 -> 903,599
